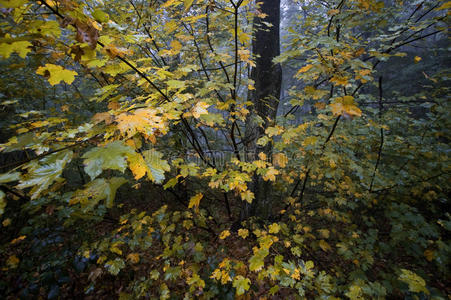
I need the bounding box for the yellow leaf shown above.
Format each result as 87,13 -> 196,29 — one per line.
303,136 -> 318,146
414,56 -> 422,63
240,190 -> 254,204
36,64 -> 77,86
330,75 -> 349,86
188,193 -> 203,209
273,153 -> 288,168
258,152 -> 267,160
328,9 -> 340,16
6,255 -> 19,268
296,64 -> 313,76
192,101 -> 209,118
0,40 -> 32,58
219,230 -> 231,240
318,229 -> 330,239
184,0 -> 195,11
424,249 -> 435,261
128,153 -> 147,180
330,95 -> 362,118
319,239 -> 332,252
2,218 -> 11,226
399,269 -> 429,294
268,223 -> 280,234
11,235 -> 26,244
170,40 -> 182,55
162,0 -> 179,8
0,0 -> 27,8
263,167 -> 279,182
238,228 -> 249,239
437,1 -> 451,10
110,241 -> 124,255
104,44 -> 133,58
127,253 -> 140,264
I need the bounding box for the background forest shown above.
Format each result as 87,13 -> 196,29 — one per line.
0,0 -> 450,299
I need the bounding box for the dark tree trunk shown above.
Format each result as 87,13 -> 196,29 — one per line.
243,0 -> 282,219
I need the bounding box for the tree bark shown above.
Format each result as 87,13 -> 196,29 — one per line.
243,0 -> 282,219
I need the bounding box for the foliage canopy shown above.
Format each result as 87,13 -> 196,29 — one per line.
0,0 -> 450,298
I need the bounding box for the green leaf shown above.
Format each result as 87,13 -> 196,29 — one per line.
17,150 -> 73,199
92,9 -> 109,23
0,0 -> 27,8
0,171 -> 20,184
232,275 -> 251,295
82,141 -> 134,180
70,177 -> 127,209
249,248 -> 269,272
105,258 -> 125,275
0,190 -> 5,216
399,269 -> 429,294
142,149 -> 170,184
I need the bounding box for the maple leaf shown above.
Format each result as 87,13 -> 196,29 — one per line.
36,64 -> 78,86
238,228 -> 249,239
240,189 -> 254,203
330,75 -> 349,86
192,101 -> 209,118
295,64 -> 313,76
219,230 -> 231,240
82,141 -> 134,180
319,239 -> 332,252
127,152 -> 147,180
268,223 -> 280,234
70,177 -> 127,209
188,193 -> 203,209
262,167 -> 279,182
127,253 -> 140,264
329,95 -> 362,118
116,108 -> 167,139
0,40 -> 32,58
399,269 -> 429,294
6,255 -> 19,269
17,151 -> 73,199
233,276 -> 251,295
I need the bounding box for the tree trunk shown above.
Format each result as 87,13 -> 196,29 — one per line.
243,0 -> 282,219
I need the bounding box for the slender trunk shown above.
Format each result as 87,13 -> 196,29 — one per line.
243,0 -> 281,219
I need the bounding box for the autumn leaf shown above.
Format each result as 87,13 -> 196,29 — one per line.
36,64 -> 78,86
329,95 -> 362,118
188,193 -> 203,209
240,189 -> 254,204
437,1 -> 451,10
233,275 -> 251,295
104,44 -> 133,58
127,153 -> 147,180
219,230 -> 231,240
6,255 -> 19,268
184,0 -> 195,11
319,239 -> 332,252
127,253 -> 140,264
268,223 -> 280,234
192,101 -> 209,118
330,75 -> 349,86
0,40 -> 32,59
295,64 -> 313,76
238,228 -> 249,239
0,0 -> 27,8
